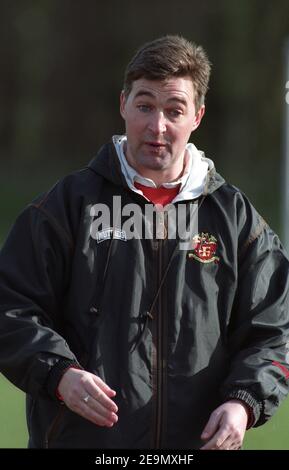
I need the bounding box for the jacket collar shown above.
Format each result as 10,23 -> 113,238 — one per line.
87,138 -> 225,197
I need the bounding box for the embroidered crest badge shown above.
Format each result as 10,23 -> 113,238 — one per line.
188,232 -> 220,264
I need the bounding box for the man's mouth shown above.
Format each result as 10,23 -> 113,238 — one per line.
145,141 -> 167,149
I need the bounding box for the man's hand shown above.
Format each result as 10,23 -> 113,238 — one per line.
58,368 -> 118,428
200,400 -> 248,450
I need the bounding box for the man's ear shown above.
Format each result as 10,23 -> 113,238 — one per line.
192,105 -> 205,131
120,90 -> 126,119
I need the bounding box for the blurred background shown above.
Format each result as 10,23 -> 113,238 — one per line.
1,0 -> 289,448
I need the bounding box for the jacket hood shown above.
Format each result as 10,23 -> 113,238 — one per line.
88,139 -> 225,197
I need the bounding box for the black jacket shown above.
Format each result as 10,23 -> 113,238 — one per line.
0,141 -> 289,448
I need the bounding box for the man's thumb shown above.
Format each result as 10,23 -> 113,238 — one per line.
201,414 -> 219,440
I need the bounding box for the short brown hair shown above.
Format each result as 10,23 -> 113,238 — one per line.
123,35 -> 211,111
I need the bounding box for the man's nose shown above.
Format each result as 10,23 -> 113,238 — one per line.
148,111 -> 167,134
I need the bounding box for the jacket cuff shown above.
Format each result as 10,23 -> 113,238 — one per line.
224,389 -> 262,427
45,359 -> 83,401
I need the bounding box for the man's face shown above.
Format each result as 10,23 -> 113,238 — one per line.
120,77 -> 205,179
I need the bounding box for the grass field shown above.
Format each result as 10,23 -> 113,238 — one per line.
0,374 -> 27,447
0,373 -> 289,449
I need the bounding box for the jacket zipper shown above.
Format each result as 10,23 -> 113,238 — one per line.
155,238 -> 163,448
150,209 -> 175,448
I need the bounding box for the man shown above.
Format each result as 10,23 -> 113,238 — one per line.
0,35 -> 289,450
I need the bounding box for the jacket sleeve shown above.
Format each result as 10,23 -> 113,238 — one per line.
0,202 -> 80,397
220,197 -> 289,427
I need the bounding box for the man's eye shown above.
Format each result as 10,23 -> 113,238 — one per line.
168,109 -> 183,117
137,105 -> 152,112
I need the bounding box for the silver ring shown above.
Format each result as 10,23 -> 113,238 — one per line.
83,394 -> 90,404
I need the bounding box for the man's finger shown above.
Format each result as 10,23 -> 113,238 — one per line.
200,429 -> 228,450
78,403 -> 118,427
92,375 -> 117,396
82,393 -> 118,422
201,411 -> 221,440
85,383 -> 118,413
